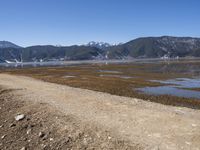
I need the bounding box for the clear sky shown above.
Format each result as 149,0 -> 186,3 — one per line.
0,0 -> 200,47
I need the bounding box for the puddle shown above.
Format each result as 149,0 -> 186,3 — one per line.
137,78 -> 200,99
150,78 -> 200,88
99,74 -> 133,79
138,86 -> 200,99
98,70 -> 122,74
62,75 -> 76,78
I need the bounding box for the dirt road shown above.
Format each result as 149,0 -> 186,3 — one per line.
0,74 -> 200,150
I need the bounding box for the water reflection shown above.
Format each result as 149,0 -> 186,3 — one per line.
138,78 -> 200,99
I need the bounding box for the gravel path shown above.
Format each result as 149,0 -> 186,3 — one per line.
0,74 -> 200,150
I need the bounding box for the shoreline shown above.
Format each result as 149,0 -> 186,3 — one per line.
1,57 -> 200,68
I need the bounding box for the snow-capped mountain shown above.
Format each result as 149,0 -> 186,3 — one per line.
0,41 -> 21,48
86,41 -> 113,50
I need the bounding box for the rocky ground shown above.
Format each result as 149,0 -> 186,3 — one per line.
0,88 -> 138,150
0,74 -> 200,150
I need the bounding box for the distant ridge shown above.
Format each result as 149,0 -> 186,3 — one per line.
0,36 -> 200,63
105,36 -> 200,59
0,41 -> 21,49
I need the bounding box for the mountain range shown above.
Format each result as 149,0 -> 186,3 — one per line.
0,36 -> 200,63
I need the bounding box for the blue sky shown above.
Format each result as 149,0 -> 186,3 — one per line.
0,0 -> 199,47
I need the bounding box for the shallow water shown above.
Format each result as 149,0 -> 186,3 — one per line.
138,86 -> 200,99
0,59 -> 155,69
138,78 -> 200,99
62,75 -> 76,78
99,74 -> 133,79
98,70 -> 122,74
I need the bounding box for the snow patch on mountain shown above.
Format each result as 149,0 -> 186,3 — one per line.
86,41 -> 122,50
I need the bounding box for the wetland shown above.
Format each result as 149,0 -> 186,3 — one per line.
2,59 -> 200,109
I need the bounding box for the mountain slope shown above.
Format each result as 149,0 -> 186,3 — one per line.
0,41 -> 21,48
106,36 -> 200,58
0,45 -> 103,62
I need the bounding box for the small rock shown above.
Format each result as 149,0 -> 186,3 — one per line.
39,132 -> 45,138
9,123 -> 16,127
23,124 -> 29,129
185,141 -> 191,145
41,144 -> 47,148
0,125 -> 4,128
27,129 -> 32,134
192,124 -> 197,127
15,114 -> 25,121
96,133 -> 101,138
108,136 -> 112,140
65,137 -> 70,143
50,138 -> 54,141
84,134 -> 88,138
1,135 -> 6,139
20,147 -> 26,150
29,124 -> 35,128
83,138 -> 88,145
42,134 -> 48,140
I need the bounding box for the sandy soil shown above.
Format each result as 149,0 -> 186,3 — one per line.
0,74 -> 200,150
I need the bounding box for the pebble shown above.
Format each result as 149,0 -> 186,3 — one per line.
39,132 -> 45,138
20,147 -> 26,150
185,141 -> 191,145
96,133 -> 101,138
42,134 -> 48,140
1,135 -> 6,139
27,129 -> 32,134
108,136 -> 112,140
41,144 -> 47,148
192,124 -> 197,127
15,114 -> 25,121
83,138 -> 88,145
9,123 -> 16,127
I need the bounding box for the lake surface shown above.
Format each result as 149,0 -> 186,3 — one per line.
0,58 -> 197,69
137,78 -> 200,99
